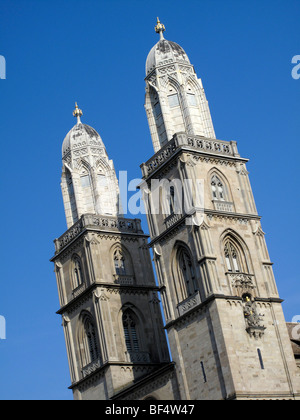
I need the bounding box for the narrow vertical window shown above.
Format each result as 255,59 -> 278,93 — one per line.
257,348 -> 264,369
114,249 -> 126,275
84,318 -> 99,363
178,248 -> 197,298
211,176 -> 226,201
200,361 -> 207,383
154,101 -> 162,118
169,186 -> 175,215
73,256 -> 84,289
224,242 -> 241,273
123,310 -> 140,353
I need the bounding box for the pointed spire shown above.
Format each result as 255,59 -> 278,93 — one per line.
73,102 -> 83,124
155,17 -> 165,40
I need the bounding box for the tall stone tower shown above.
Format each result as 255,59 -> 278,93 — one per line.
51,104 -> 172,400
140,19 -> 300,400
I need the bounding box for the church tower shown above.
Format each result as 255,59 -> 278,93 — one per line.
140,19 -> 300,400
51,104 -> 172,400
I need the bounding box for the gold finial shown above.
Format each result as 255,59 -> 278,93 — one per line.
155,17 -> 165,39
73,102 -> 83,124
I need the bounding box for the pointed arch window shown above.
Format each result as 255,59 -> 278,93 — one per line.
224,241 -> 241,273
114,248 -> 126,275
78,313 -> 102,371
72,256 -> 84,289
178,248 -> 197,298
211,175 -> 225,201
122,310 -> 140,353
84,318 -> 100,363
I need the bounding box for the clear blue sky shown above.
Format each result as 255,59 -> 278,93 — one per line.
0,0 -> 299,400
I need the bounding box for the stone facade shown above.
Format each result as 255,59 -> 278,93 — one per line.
51,21 -> 300,400
52,106 -> 172,400
139,21 -> 300,400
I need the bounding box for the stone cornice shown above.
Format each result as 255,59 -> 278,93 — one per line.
164,294 -> 284,330
148,211 -> 261,248
69,361 -> 170,392
51,214 -> 149,261
110,362 -> 176,400
56,282 -> 160,315
140,133 -> 248,180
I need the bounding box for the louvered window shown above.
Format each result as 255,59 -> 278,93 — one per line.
123,311 -> 140,352
85,320 -> 99,363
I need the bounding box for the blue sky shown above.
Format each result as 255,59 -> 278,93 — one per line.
0,0 -> 299,400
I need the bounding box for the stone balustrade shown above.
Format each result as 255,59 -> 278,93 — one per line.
141,133 -> 239,178
54,214 -> 143,253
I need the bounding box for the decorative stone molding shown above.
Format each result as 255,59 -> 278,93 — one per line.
72,282 -> 87,299
54,214 -> 144,254
206,212 -> 252,225
177,291 -> 201,317
213,200 -> 234,212
243,297 -> 266,339
164,213 -> 183,229
82,358 -> 102,378
116,365 -> 176,401
125,351 -> 151,364
229,273 -> 256,297
141,133 -> 241,178
113,274 -> 134,286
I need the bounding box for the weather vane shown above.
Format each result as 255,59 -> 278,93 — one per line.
155,17 -> 165,39
73,102 -> 83,124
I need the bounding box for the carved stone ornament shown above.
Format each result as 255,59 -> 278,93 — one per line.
230,273 -> 256,297
243,296 -> 266,339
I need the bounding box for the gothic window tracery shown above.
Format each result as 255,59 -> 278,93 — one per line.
224,241 -> 241,273
114,248 -> 126,275
223,236 -> 250,275
211,175 -> 225,201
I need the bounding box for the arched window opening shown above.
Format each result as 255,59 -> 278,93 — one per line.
223,234 -> 251,275
72,256 -> 84,289
211,175 -> 225,201
224,241 -> 241,273
78,313 -> 101,371
84,318 -> 100,363
178,248 -> 197,298
114,248 -> 126,275
122,310 -> 140,353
